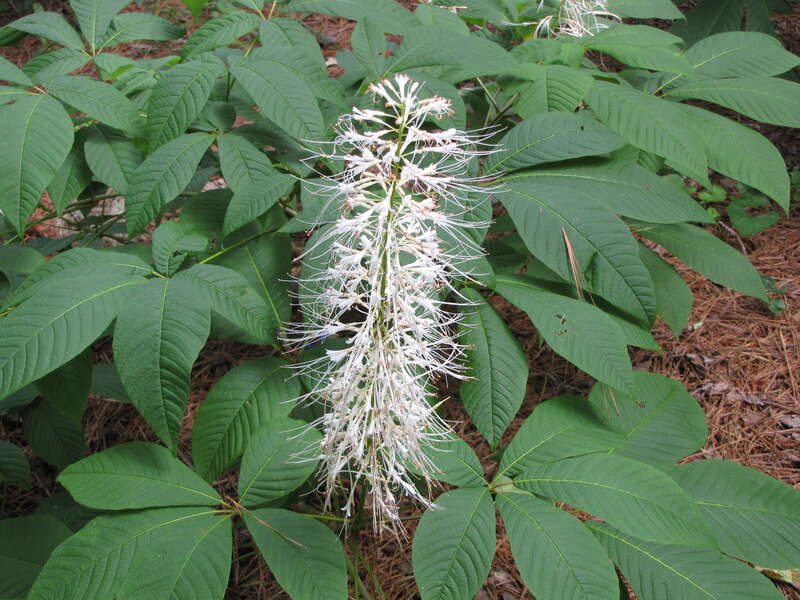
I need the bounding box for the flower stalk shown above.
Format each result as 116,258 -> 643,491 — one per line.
288,74 -> 496,531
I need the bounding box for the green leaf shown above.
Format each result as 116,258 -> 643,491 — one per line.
486,112 -> 626,174
669,0 -> 744,46
687,31 -> 800,79
59,441 -> 220,510
670,459 -> 800,569
515,454 -> 715,547
728,194 -> 779,236
182,0 -> 210,17
416,433 -> 485,488
214,231 -> 293,335
193,356 -> 299,481
0,55 -> 32,87
668,76 -> 800,128
458,288 -> 527,449
0,245 -> 44,275
218,132 -> 277,193
125,132 -> 213,236
500,174 -> 658,324
0,94 -> 74,235
36,349 -> 93,424
415,3 -> 470,34
145,60 -> 224,150
637,222 -> 768,301
494,276 -> 634,390
229,54 -> 323,140
0,441 -> 30,489
386,25 -> 514,80
606,0 -> 683,19
3,247 -> 150,309
249,45 -> 346,108
84,124 -> 143,195
234,0 -> 266,10
585,81 -> 707,179
503,162 -> 712,224
100,13 -> 185,48
47,144 -> 91,214
69,0 -> 129,51
638,244 -> 692,337
152,221 -> 209,276
678,103 -> 790,210
181,11 -> 261,58
176,263 -> 276,344
35,491 -> 100,532
412,488 -> 495,600
238,417 -> 321,507
590,522 -> 785,600
0,85 -> 34,104
259,18 -> 327,75
113,278 -> 211,451
0,385 -> 37,413
244,508 -> 347,600
351,18 -> 386,80
508,64 -> 593,116
0,268 -> 146,400
28,507 -> 232,600
585,24 -> 692,74
0,515 -> 72,599
47,74 -> 142,134
22,397 -> 87,469
10,12 -> 84,50
285,0 -> 419,35
497,492 -> 619,600
498,395 -> 625,479
588,371 -> 707,465
224,175 -> 295,236
23,49 -> 90,87
90,362 -> 128,402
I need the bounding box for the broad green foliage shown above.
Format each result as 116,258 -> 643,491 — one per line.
0,515 -> 72,599
0,95 -> 73,235
1,0 -> 798,598
498,493 -> 619,600
412,488 -> 496,600
244,508 -> 348,600
192,355 -> 299,481
458,288 -> 528,448
238,417 -> 321,506
591,523 -> 785,600
59,442 -> 221,509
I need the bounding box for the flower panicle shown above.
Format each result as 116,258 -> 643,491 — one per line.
285,74 -> 499,532
535,0 -> 621,38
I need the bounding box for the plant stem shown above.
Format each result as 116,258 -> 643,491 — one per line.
345,553 -> 373,600
198,226 -> 280,264
357,545 -> 387,600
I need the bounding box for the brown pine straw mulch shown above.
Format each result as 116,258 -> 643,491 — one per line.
1,2 -> 799,599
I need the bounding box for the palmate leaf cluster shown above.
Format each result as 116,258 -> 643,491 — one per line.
0,0 -> 798,599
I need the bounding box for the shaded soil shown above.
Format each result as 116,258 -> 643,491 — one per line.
1,2 -> 799,599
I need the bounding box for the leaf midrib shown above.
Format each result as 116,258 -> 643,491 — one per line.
430,489 -> 490,600
503,185 -> 652,322
586,523 -> 716,599
66,469 -> 219,505
499,494 -> 592,599
0,278 -> 145,388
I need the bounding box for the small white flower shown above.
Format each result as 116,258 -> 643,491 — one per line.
286,74 -> 498,532
536,0 -> 621,38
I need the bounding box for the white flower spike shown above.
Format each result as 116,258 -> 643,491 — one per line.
288,74 -> 497,532
536,0 -> 621,38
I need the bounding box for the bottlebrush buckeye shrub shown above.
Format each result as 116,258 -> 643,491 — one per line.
0,1 -> 798,599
